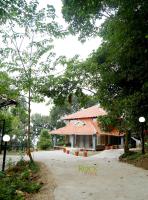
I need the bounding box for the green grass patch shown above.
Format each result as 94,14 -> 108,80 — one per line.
120,151 -> 148,160
0,160 -> 42,200
119,151 -> 148,170
120,151 -> 141,160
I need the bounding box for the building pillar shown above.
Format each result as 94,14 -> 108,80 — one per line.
108,135 -> 111,145
121,136 -> 124,147
97,135 -> 101,145
75,135 -> 77,146
92,134 -> 97,150
71,135 -> 75,148
53,135 -> 57,147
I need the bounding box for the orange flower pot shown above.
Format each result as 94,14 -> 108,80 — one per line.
63,148 -> 66,153
66,150 -> 70,154
83,151 -> 88,157
75,151 -> 79,156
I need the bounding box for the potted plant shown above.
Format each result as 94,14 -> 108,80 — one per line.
63,145 -> 66,153
66,149 -> 70,154
105,145 -> 109,150
83,151 -> 88,157
75,151 -> 79,156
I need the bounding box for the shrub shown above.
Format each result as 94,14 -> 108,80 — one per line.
0,160 -> 42,200
37,129 -> 53,150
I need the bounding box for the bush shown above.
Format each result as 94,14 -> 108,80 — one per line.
37,129 -> 53,150
119,151 -> 148,161
19,181 -> 41,193
0,160 -> 42,200
120,151 -> 136,158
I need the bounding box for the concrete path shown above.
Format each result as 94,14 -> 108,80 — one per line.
30,150 -> 148,200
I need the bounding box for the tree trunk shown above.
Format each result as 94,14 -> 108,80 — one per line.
124,132 -> 129,154
27,88 -> 33,162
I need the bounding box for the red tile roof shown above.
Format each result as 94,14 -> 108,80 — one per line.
50,121 -> 96,135
63,105 -> 107,120
49,105 -> 123,136
50,118 -> 123,136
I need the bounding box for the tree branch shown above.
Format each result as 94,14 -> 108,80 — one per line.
81,87 -> 96,94
9,19 -> 29,78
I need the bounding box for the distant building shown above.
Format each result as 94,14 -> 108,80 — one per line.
50,105 -> 124,150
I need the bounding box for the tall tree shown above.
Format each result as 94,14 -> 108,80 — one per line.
31,113 -> 51,139
0,0 -> 66,161
0,96 -> 28,153
0,71 -> 19,101
61,0 -> 148,153
0,0 -> 27,22
41,55 -> 98,107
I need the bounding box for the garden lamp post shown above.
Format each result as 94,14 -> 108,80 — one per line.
139,117 -> 146,154
0,119 -> 5,154
2,134 -> 10,172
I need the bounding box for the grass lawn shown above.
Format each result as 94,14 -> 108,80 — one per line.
119,150 -> 148,170
6,151 -> 25,156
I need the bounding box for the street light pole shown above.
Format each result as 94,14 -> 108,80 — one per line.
141,123 -> 145,154
2,142 -> 7,171
0,119 -> 5,154
139,117 -> 146,155
1,134 -> 10,172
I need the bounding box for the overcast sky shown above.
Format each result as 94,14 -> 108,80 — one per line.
31,0 -> 102,116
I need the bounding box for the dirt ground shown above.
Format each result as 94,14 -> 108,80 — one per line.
28,162 -> 56,200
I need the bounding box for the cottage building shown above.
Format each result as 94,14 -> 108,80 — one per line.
50,105 -> 124,150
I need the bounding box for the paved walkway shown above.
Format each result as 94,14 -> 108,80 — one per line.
0,150 -> 148,200
30,150 -> 148,200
